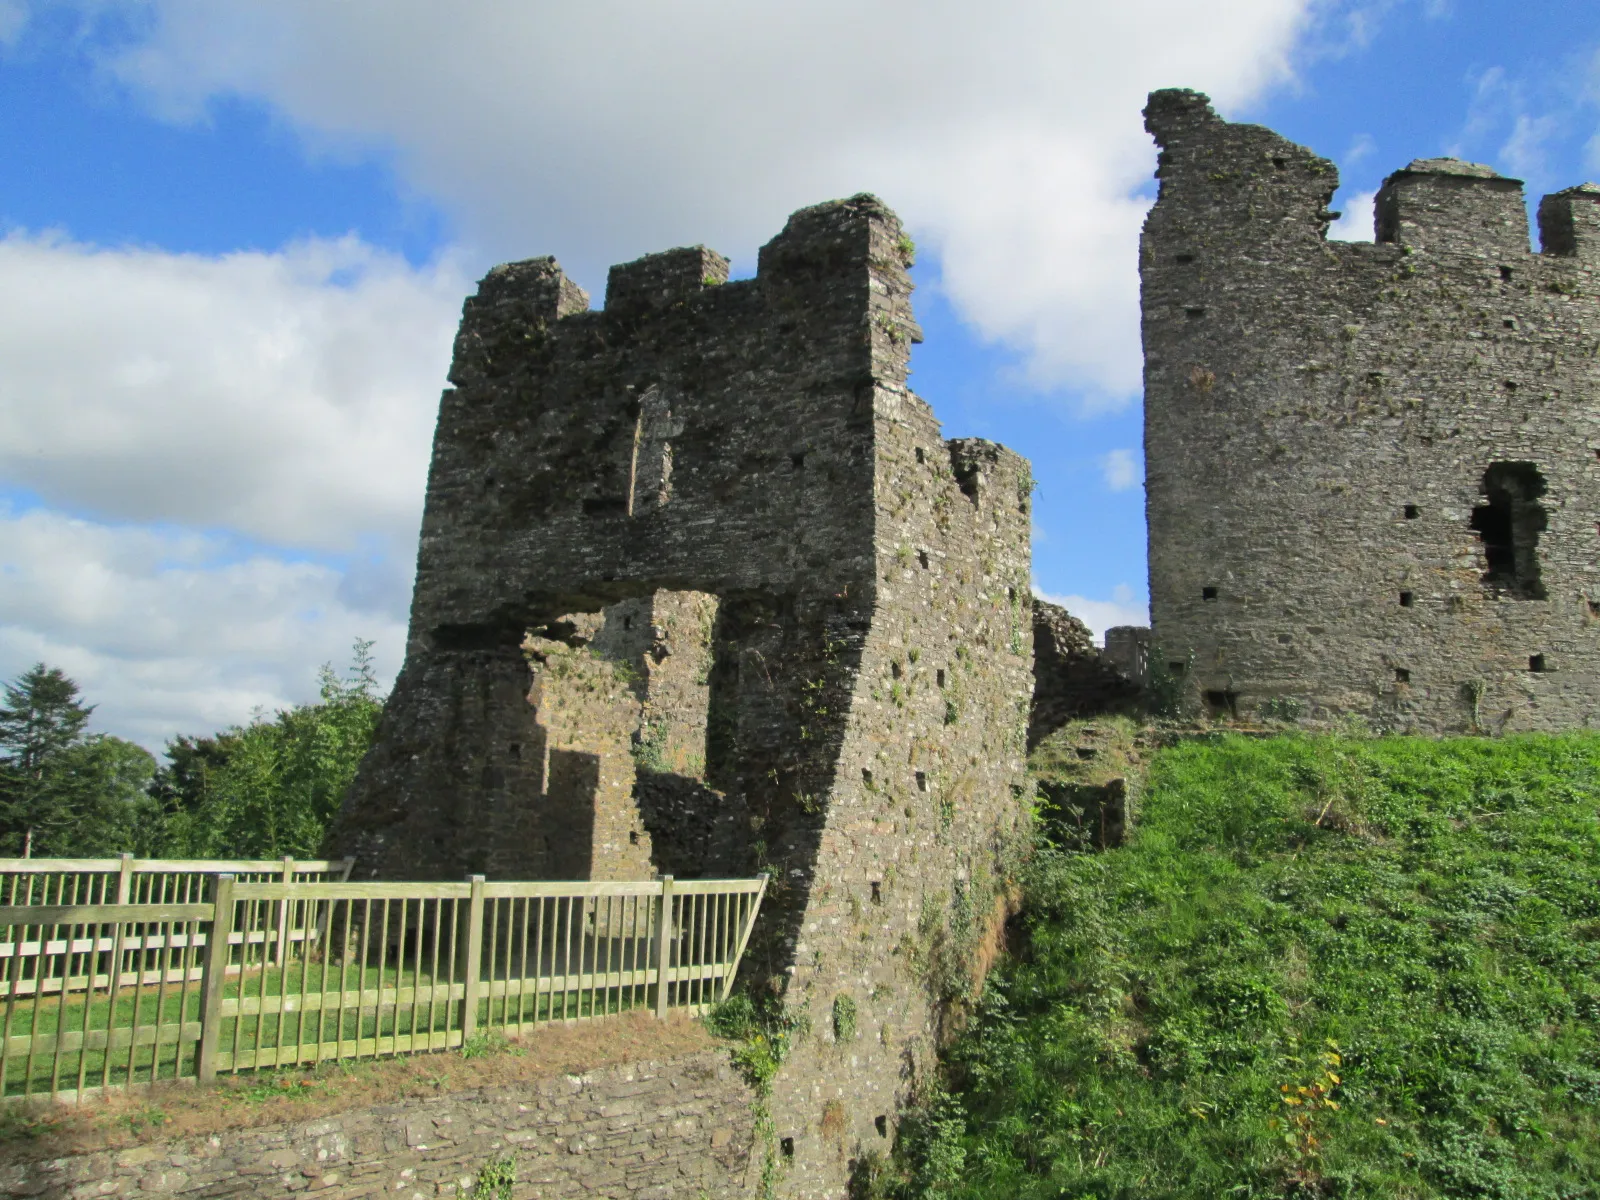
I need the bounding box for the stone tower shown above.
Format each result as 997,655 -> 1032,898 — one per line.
331,195 -> 1035,1195
1141,88 -> 1600,733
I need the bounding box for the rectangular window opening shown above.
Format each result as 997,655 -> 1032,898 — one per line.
1404,504 -> 1419,519
1167,661 -> 1187,675
915,771 -> 928,793
1395,668 -> 1410,684
936,668 -> 946,688
1529,654 -> 1547,673
1470,462 -> 1548,599
870,881 -> 882,905
1399,591 -> 1414,608
1202,586 -> 1219,601
1202,689 -> 1237,717
875,1115 -> 888,1138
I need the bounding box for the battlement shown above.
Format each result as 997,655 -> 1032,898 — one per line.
1538,183 -> 1600,257
605,244 -> 730,312
1375,157 -> 1529,257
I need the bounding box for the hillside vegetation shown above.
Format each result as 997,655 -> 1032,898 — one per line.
924,731 -> 1600,1199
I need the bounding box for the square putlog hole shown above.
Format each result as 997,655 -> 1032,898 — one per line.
1202,586 -> 1219,601
1530,654 -> 1547,673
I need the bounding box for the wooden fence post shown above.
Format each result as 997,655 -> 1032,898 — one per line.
115,853 -> 134,905
197,873 -> 236,1084
461,875 -> 485,1045
654,875 -> 674,1019
274,857 -> 294,966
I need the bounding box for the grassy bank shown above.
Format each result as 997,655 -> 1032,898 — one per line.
928,732 -> 1600,1199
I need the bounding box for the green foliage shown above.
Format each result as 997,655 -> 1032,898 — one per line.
1257,696 -> 1304,722
833,993 -> 859,1042
935,732 -> 1600,1198
0,663 -> 157,857
896,233 -> 917,265
1144,646 -> 1192,718
153,640 -> 384,858
707,992 -> 808,1200
470,1154 -> 517,1200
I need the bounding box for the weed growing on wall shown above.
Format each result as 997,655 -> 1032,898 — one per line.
469,1154 -> 516,1200
935,732 -> 1600,1198
707,993 -> 808,1200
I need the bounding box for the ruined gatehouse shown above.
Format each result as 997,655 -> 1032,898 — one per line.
331,195 -> 1035,1196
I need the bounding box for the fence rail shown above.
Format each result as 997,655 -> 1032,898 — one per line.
0,871 -> 766,1104
0,855 -> 356,909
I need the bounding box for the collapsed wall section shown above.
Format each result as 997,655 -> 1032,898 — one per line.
331,195 -> 1033,1197
1141,88 -> 1600,733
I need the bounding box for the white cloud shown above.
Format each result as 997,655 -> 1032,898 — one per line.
64,0 -> 1317,405
1328,189 -> 1377,241
1034,585 -> 1149,646
0,503 -> 407,752
1100,449 -> 1140,492
1500,112 -> 1560,181
0,231 -> 463,550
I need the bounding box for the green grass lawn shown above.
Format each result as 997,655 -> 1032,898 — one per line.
929,732 -> 1600,1199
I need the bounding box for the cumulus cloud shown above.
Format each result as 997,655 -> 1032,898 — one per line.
1035,583 -> 1148,645
0,231 -> 464,550
1100,449 -> 1141,492
64,0 -> 1316,404
0,503 -> 408,751
1327,190 -> 1377,241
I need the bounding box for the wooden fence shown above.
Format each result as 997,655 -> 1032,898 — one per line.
0,873 -> 766,1103
0,855 -> 356,908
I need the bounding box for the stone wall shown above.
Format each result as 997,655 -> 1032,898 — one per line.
2,1050 -> 754,1200
1141,89 -> 1600,733
1028,600 -> 1142,746
330,195 -> 1035,1197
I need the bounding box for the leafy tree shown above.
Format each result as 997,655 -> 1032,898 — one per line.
0,664 -> 156,856
153,641 -> 384,859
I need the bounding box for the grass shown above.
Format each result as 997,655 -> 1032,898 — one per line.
926,732 -> 1600,1199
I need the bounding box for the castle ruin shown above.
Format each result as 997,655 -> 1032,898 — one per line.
331,195 -> 1035,1196
1142,89 -> 1600,733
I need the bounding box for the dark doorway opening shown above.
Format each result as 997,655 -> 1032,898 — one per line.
1203,689 -> 1238,717
1469,462 -> 1548,599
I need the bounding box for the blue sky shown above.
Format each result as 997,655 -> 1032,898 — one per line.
0,1 -> 1596,751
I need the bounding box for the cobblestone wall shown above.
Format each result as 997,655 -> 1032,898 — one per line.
2,1051 -> 753,1200
1142,89 -> 1600,733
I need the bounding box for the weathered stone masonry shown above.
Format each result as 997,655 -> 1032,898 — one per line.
2,1050 -> 754,1200
331,195 -> 1035,1197
1142,89 -> 1600,733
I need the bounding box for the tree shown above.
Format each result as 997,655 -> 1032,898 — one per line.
0,664 -> 156,856
152,641 -> 385,859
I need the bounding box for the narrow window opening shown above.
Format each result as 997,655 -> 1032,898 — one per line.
914,446 -> 926,464
918,551 -> 930,570
622,615 -> 633,630
1399,591 -> 1414,608
936,669 -> 946,688
1500,265 -> 1514,281
915,771 -> 928,793
1469,462 -> 1548,599
628,830 -> 639,845
1007,586 -> 1017,603
861,767 -> 873,785
875,1115 -> 888,1138
1185,306 -> 1206,320
791,451 -> 806,469
1174,253 -> 1195,264
1202,586 -> 1219,601
780,1138 -> 795,1160
870,881 -> 882,905
1395,668 -> 1410,684
1404,504 -> 1419,519
508,743 -> 521,760
1203,689 -> 1237,717
1529,654 -> 1547,673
